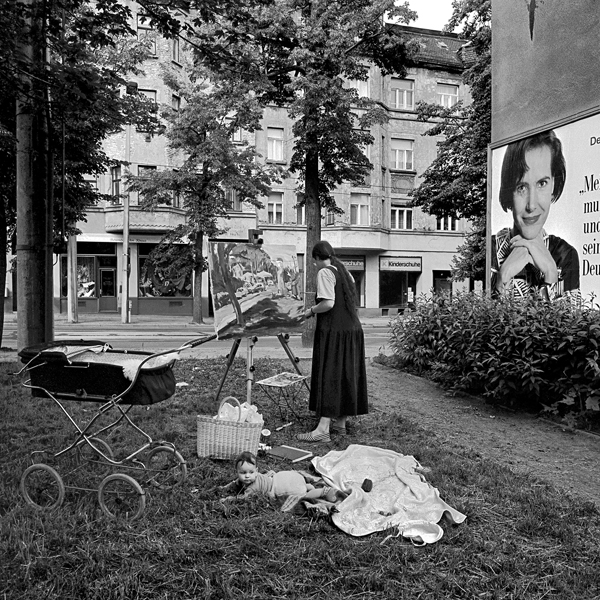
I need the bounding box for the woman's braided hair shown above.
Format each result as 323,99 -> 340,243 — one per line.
312,240 -> 359,317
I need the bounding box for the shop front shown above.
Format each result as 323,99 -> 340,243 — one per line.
379,255 -> 422,314
339,255 -> 366,307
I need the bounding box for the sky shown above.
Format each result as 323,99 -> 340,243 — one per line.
406,0 -> 455,31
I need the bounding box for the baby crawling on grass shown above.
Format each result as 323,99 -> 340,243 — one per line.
223,451 -> 338,503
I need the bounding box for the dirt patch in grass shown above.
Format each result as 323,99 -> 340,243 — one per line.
367,360 -> 600,508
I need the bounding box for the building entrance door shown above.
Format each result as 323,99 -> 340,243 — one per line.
99,268 -> 117,312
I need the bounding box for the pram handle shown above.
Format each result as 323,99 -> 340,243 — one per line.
179,334 -> 217,350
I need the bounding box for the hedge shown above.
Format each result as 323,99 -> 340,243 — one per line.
388,292 -> 600,416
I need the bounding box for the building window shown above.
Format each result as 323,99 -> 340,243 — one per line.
267,192 -> 283,224
171,37 -> 180,63
391,207 -> 413,230
138,165 -> 157,179
232,127 -> 243,143
390,78 -> 414,109
436,215 -> 457,231
171,94 -> 181,111
267,127 -> 284,161
110,166 -> 121,202
350,193 -> 370,226
325,211 -> 335,226
136,14 -> 156,56
437,83 -> 458,108
347,77 -> 370,98
226,188 -> 243,212
296,203 -> 305,225
390,139 -> 414,170
139,89 -> 157,103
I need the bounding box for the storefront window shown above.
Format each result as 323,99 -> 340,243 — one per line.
77,257 -> 96,297
379,271 -> 418,308
139,243 -> 192,297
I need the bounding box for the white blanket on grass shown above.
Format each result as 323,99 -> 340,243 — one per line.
312,444 -> 466,543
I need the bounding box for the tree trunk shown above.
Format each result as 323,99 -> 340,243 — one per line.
192,232 -> 203,323
15,0 -> 50,350
302,135 -> 321,348
0,208 -> 6,348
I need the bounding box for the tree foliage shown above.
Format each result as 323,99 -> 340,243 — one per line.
126,60 -> 283,321
410,0 -> 491,281
0,0 -> 162,344
169,0 -> 419,339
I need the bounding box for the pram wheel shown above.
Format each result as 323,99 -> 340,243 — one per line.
76,438 -> 114,477
144,446 -> 187,490
21,463 -> 65,512
98,473 -> 146,521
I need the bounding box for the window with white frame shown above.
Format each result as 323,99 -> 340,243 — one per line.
437,83 -> 458,108
267,192 -> 283,224
136,14 -> 156,56
231,127 -> 243,143
391,207 -> 413,230
350,194 -> 370,226
390,138 -> 414,170
171,36 -> 180,63
110,166 -> 121,202
267,127 -> 284,161
325,211 -> 335,226
436,215 -> 457,231
390,78 -> 414,110
226,188 -> 243,212
347,77 -> 370,98
295,195 -> 305,225
139,89 -> 157,103
171,94 -> 181,111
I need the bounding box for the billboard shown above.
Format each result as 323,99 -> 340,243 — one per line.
488,113 -> 600,302
492,0 -> 600,145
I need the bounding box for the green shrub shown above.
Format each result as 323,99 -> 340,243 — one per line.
389,292 -> 600,415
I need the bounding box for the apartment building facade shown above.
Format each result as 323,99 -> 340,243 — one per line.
40,15 -> 472,318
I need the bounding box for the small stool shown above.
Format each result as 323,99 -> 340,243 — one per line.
257,372 -> 309,421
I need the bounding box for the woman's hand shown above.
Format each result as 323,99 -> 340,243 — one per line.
510,234 -> 558,284
496,246 -> 531,293
304,307 -> 315,320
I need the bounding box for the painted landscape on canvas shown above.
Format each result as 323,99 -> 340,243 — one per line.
208,242 -> 304,340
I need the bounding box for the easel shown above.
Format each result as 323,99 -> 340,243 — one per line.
213,333 -> 310,405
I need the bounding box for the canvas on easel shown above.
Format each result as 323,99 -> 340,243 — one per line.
208,242 -> 304,340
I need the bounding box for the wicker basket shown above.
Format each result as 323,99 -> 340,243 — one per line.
197,396 -> 262,460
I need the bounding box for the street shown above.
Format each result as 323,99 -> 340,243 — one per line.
1,315 -> 393,360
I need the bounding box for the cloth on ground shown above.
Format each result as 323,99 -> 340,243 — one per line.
311,444 -> 466,543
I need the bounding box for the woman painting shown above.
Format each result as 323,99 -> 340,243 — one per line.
492,129 -> 580,301
297,241 -> 368,443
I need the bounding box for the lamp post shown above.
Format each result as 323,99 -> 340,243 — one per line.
121,122 -> 131,324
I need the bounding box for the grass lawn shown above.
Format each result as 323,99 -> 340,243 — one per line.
1,356 -> 599,600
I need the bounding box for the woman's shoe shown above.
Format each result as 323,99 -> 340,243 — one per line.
297,431 -> 331,443
330,425 -> 347,436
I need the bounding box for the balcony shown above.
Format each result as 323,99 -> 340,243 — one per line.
104,206 -> 186,233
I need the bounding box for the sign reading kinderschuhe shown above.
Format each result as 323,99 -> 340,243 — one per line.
380,256 -> 422,272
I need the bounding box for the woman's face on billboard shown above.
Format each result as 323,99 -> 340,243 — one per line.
512,145 -> 554,240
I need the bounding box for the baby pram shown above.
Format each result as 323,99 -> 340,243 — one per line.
17,335 -> 215,521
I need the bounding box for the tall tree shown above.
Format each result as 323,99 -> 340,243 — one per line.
410,0 -> 491,283
0,0 -> 157,347
181,0 -> 418,343
126,63 -> 283,323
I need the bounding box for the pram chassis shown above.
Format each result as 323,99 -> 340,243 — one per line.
18,335 -> 215,521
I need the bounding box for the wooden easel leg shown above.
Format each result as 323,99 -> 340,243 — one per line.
277,333 -> 311,393
214,338 -> 241,403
